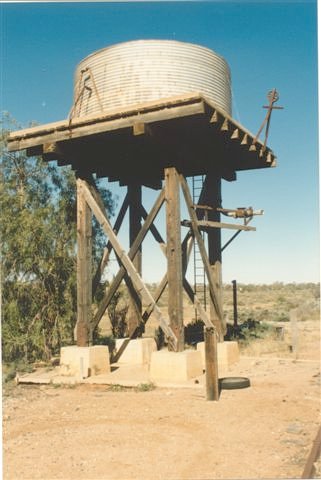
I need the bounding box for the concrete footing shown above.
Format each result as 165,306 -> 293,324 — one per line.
115,338 -> 157,365
197,340 -> 239,375
59,346 -> 110,379
150,349 -> 203,382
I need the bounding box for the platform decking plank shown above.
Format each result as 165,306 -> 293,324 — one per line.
7,94 -> 205,151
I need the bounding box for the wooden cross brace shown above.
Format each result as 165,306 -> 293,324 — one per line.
76,170 -> 225,352
137,173 -> 223,333
92,192 -> 130,295
140,223 -> 216,331
77,177 -> 178,350
89,181 -> 215,345
90,185 -> 165,328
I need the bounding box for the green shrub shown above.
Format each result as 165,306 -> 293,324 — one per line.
135,382 -> 156,392
2,361 -> 34,384
224,318 -> 272,344
107,384 -> 129,392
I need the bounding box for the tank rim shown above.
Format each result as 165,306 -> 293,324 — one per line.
75,38 -> 229,70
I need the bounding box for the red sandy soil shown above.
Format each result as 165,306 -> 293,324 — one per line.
3,318 -> 320,479
3,347 -> 320,479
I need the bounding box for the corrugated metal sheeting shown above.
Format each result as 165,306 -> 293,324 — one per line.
73,40 -> 231,118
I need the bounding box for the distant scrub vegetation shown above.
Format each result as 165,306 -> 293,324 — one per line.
1,115 -> 115,365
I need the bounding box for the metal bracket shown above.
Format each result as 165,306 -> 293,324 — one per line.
220,207 -> 263,252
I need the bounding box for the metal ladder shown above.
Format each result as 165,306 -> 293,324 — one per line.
192,176 -> 208,318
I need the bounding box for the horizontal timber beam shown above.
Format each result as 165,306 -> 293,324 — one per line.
8,94 -> 205,151
181,219 -> 256,232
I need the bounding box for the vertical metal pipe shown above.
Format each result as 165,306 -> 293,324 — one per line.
232,279 -> 238,328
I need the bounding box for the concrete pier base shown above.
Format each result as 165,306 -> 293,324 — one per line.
115,338 -> 157,365
149,349 -> 203,382
59,346 -> 110,379
197,340 -> 239,376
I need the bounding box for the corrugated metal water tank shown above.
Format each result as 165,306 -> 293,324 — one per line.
73,39 -> 231,118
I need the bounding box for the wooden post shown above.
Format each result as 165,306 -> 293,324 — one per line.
203,174 -> 225,341
301,425 -> 321,479
92,193 -> 129,295
127,183 -> 143,336
165,167 -> 184,352
76,177 -> 92,346
204,326 -> 219,401
290,308 -> 299,358
232,279 -> 238,328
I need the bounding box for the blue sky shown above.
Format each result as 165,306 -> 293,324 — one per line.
1,1 -> 319,285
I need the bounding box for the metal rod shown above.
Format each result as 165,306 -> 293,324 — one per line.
221,229 -> 241,252
221,216 -> 253,252
232,279 -> 238,328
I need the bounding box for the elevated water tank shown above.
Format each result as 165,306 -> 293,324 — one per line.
72,39 -> 231,118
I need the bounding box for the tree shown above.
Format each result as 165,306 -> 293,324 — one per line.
0,114 -> 114,362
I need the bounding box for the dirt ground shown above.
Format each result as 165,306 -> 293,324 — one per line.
3,319 -> 321,480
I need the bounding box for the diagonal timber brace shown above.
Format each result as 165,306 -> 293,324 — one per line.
92,193 -> 129,294
183,279 -> 214,328
140,205 -> 166,255
140,231 -> 191,327
79,178 -> 178,350
109,172 -> 218,356
139,227 -> 215,331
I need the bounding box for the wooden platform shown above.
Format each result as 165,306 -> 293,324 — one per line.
8,92 -> 276,188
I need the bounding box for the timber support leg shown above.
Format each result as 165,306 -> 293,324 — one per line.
203,174 -> 225,341
204,326 -> 219,401
165,167 -> 184,351
76,176 -> 92,346
127,183 -> 143,336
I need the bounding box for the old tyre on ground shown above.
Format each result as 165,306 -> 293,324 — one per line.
219,377 -> 251,390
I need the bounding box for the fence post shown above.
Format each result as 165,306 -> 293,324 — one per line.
290,308 -> 299,359
204,326 -> 219,401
